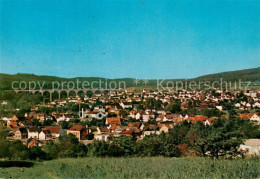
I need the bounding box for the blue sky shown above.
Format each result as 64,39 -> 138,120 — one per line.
1,0 -> 260,79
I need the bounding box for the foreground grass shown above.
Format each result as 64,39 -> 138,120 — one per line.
0,157 -> 259,178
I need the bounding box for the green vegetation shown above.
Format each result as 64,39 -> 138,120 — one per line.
0,157 -> 259,178
0,67 -> 259,90
0,91 -> 42,115
1,118 -> 259,161
194,67 -> 260,82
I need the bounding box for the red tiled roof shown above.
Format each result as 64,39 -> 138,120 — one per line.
194,115 -> 208,122
109,124 -> 117,130
128,122 -> 141,128
106,117 -> 121,124
81,130 -> 88,139
68,125 -> 84,131
42,126 -> 61,134
130,110 -> 137,115
240,113 -> 256,119
120,130 -> 133,135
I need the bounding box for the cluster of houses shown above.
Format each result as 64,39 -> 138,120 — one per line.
1,89 -> 260,148
9,89 -> 258,112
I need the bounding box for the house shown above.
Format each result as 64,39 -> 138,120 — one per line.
159,124 -> 173,133
142,114 -> 150,122
106,116 -> 121,125
95,126 -> 120,141
125,126 -> 140,133
204,119 -> 213,125
190,115 -> 208,123
128,122 -> 141,129
96,126 -> 109,134
240,113 -> 255,119
1,114 -> 13,122
240,139 -> 260,156
67,125 -> 85,140
95,133 -> 110,141
7,120 -> 18,129
57,114 -> 71,123
163,115 -> 173,122
120,130 -> 134,137
39,130 -> 51,140
42,126 -> 62,138
136,111 -> 144,120
11,115 -> 19,121
253,102 -> 260,108
120,102 -> 132,109
216,106 -> 223,111
13,127 -> 28,140
142,130 -> 160,138
6,115 -> 22,128
27,127 -> 41,139
235,103 -> 241,108
250,114 -> 260,123
128,110 -> 137,119
140,123 -> 157,131
86,111 -> 98,119
157,108 -> 164,114
27,138 -> 39,148
33,113 -> 45,121
147,111 -> 155,119
108,124 -> 123,133
80,108 -> 90,118
0,100 -> 8,105
156,114 -> 164,121
95,132 -> 119,141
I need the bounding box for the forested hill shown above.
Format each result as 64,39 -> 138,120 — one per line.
194,67 -> 260,82
0,67 -> 259,90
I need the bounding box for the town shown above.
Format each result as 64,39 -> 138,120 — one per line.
1,88 -> 260,149
1,0 -> 260,177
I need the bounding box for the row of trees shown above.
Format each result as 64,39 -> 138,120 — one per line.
1,117 -> 259,160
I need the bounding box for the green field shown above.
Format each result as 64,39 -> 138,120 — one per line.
0,157 -> 259,178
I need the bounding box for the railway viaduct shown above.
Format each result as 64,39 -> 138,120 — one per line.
13,89 -> 121,101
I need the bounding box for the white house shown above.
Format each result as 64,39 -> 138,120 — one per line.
128,111 -> 137,119
235,103 -> 241,108
246,103 -> 251,109
120,102 -> 132,109
253,102 -> 260,108
216,106 -> 223,111
240,139 -> 260,156
27,127 -> 40,139
1,115 -> 13,122
142,114 -> 150,122
142,131 -> 160,138
136,113 -> 141,120
57,115 -> 71,123
250,114 -> 260,123
39,131 -> 47,140
95,133 -> 120,141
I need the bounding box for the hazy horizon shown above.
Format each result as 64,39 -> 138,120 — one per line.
0,66 -> 259,80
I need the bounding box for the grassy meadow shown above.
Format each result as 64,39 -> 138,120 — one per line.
0,157 -> 259,178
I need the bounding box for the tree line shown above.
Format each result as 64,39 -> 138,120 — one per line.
1,117 -> 259,160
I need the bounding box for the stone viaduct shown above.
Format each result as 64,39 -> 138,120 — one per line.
14,89 -> 121,101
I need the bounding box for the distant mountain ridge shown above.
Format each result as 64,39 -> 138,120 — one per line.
0,67 -> 259,90
194,67 -> 260,82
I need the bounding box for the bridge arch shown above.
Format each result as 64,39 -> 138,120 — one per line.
77,90 -> 85,98
68,91 -> 76,98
